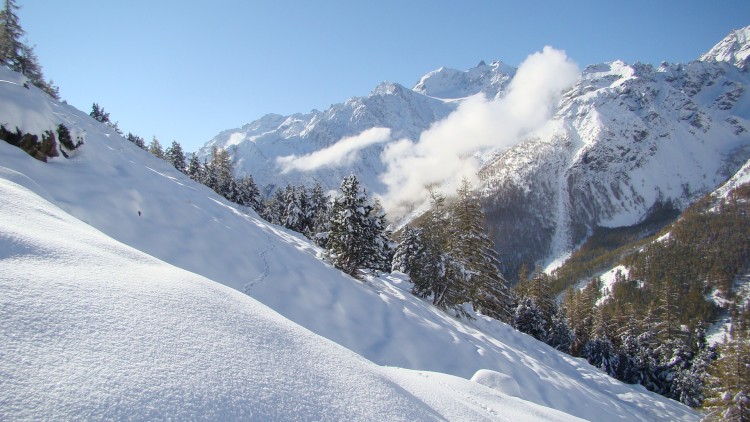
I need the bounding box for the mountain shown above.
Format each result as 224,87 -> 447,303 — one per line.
700,26 -> 750,70
199,61 -> 518,194
199,81 -> 455,194
480,53 -> 750,279
0,67 -> 697,420
202,26 -> 750,281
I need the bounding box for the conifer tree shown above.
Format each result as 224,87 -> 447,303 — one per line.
364,199 -> 393,273
0,0 -> 23,68
187,152 -> 203,181
282,184 -> 305,232
148,137 -> 165,159
164,140 -> 187,173
327,175 -> 373,277
262,189 -> 286,226
521,272 -> 556,330
653,278 -> 682,346
235,175 -> 261,211
90,103 -> 111,124
514,297 -> 547,341
126,132 -> 146,150
547,306 -> 573,353
451,178 -> 513,321
671,327 -> 716,407
617,313 -> 645,384
703,326 -> 750,421
392,226 -> 425,276
583,305 -> 619,376
204,146 -> 237,198
0,0 -> 58,98
417,189 -> 472,317
307,182 -> 331,246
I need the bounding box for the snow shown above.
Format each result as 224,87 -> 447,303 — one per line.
0,175 -> 581,421
596,266 -> 630,305
0,65 -> 699,421
706,273 -> 750,345
713,157 -> 750,199
700,25 -> 750,68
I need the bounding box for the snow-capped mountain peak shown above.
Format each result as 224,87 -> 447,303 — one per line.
412,59 -> 516,99
700,25 -> 750,69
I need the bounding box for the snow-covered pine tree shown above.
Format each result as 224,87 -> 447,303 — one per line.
547,306 -> 573,353
364,199 -> 393,274
526,273 -> 556,330
617,313 -> 645,385
205,146 -> 237,199
513,297 -> 547,341
306,182 -> 331,246
671,327 -> 716,408
450,178 -> 513,322
186,153 -> 203,181
327,175 -> 373,277
419,189 -> 472,317
235,175 -> 261,212
262,189 -> 286,225
395,224 -> 443,301
164,141 -> 187,173
282,184 -> 305,233
634,323 -> 663,393
562,280 -> 599,357
392,226 -> 425,275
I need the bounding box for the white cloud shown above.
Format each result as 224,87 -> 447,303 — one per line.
378,46 -> 580,218
277,127 -> 392,173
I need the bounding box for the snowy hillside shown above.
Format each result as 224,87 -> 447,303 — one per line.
1,175 -> 587,421
0,68 -> 698,420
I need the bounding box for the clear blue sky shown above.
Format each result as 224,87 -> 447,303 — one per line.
17,0 -> 750,152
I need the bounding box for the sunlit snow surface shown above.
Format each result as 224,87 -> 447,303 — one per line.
0,67 -> 697,420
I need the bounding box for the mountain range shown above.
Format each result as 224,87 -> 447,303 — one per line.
202,26 -> 750,280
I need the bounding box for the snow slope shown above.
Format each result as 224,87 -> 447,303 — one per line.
1,175 -> 587,421
0,67 -> 698,420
